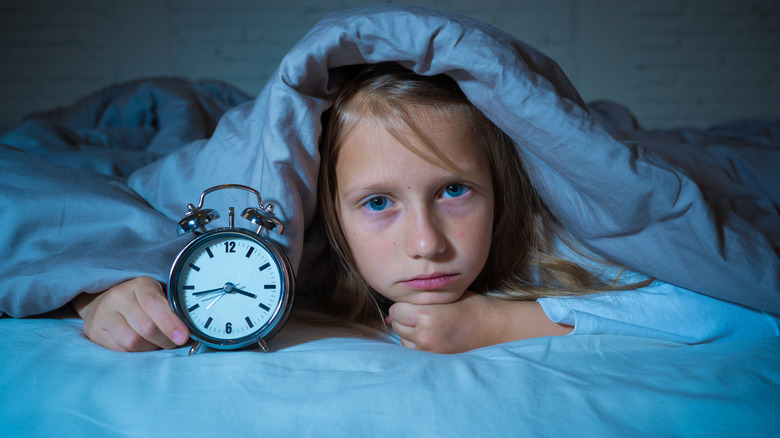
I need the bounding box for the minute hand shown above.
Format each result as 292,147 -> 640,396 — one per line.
192,287 -> 227,296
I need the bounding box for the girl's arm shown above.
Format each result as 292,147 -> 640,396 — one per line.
538,281 -> 780,344
387,292 -> 572,354
71,276 -> 190,352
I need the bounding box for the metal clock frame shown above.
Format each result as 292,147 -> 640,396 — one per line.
166,184 -> 295,355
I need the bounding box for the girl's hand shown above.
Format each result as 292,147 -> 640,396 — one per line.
71,276 -> 189,352
387,292 -> 572,354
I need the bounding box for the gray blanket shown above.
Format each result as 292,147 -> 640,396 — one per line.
1,5 -> 778,317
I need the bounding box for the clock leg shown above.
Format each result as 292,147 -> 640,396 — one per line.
258,339 -> 270,353
189,340 -> 204,356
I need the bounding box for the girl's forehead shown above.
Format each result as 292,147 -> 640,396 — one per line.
340,102 -> 486,165
336,110 -> 490,183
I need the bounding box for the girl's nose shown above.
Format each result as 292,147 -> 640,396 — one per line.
404,207 -> 447,259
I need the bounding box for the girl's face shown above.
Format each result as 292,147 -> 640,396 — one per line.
334,112 -> 494,306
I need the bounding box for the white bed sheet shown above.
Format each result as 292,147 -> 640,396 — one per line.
1,312 -> 778,437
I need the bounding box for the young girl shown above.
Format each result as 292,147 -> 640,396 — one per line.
313,63 -> 656,353
310,64 -> 778,352
71,62 -> 655,353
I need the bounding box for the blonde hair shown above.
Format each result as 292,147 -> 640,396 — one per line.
316,63 -> 650,326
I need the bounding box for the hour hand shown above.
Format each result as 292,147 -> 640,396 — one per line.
231,287 -> 257,299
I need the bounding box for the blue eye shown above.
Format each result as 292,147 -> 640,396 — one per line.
442,184 -> 468,198
364,196 -> 390,211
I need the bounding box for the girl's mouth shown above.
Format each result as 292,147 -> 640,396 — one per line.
400,273 -> 459,290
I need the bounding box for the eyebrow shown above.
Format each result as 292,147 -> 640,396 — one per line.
338,182 -> 393,203
338,168 -> 488,202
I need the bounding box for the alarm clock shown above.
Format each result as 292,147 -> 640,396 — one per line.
167,184 -> 295,355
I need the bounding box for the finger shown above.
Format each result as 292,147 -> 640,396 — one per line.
109,279 -> 178,350
388,301 -> 418,327
389,318 -> 420,350
398,336 -> 417,350
122,309 -> 177,350
134,278 -> 189,347
80,295 -> 132,352
96,311 -> 159,352
83,323 -> 129,352
97,334 -> 129,352
110,315 -> 162,352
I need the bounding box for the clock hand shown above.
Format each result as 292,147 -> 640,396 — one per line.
206,292 -> 227,310
194,282 -> 243,299
192,287 -> 228,296
230,287 -> 257,299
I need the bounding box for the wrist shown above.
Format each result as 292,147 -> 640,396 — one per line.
491,299 -> 572,343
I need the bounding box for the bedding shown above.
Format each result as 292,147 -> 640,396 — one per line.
1,5 -> 779,436
1,311 -> 779,436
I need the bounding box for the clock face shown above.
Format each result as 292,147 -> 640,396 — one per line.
169,230 -> 289,347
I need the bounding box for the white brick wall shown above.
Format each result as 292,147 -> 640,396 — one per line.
0,0 -> 777,133
621,0 -> 780,127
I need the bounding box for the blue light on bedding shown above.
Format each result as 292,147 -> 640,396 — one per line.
1,315 -> 778,437
0,5 -> 778,437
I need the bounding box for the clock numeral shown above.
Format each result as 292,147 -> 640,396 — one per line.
189,263 -> 200,272
259,262 -> 270,271
245,317 -> 254,328
245,247 -> 254,258
224,241 -> 236,253
258,303 -> 270,312
225,322 -> 232,334
204,317 -> 213,329
205,247 -> 214,258
264,284 -> 275,289
188,303 -> 200,312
